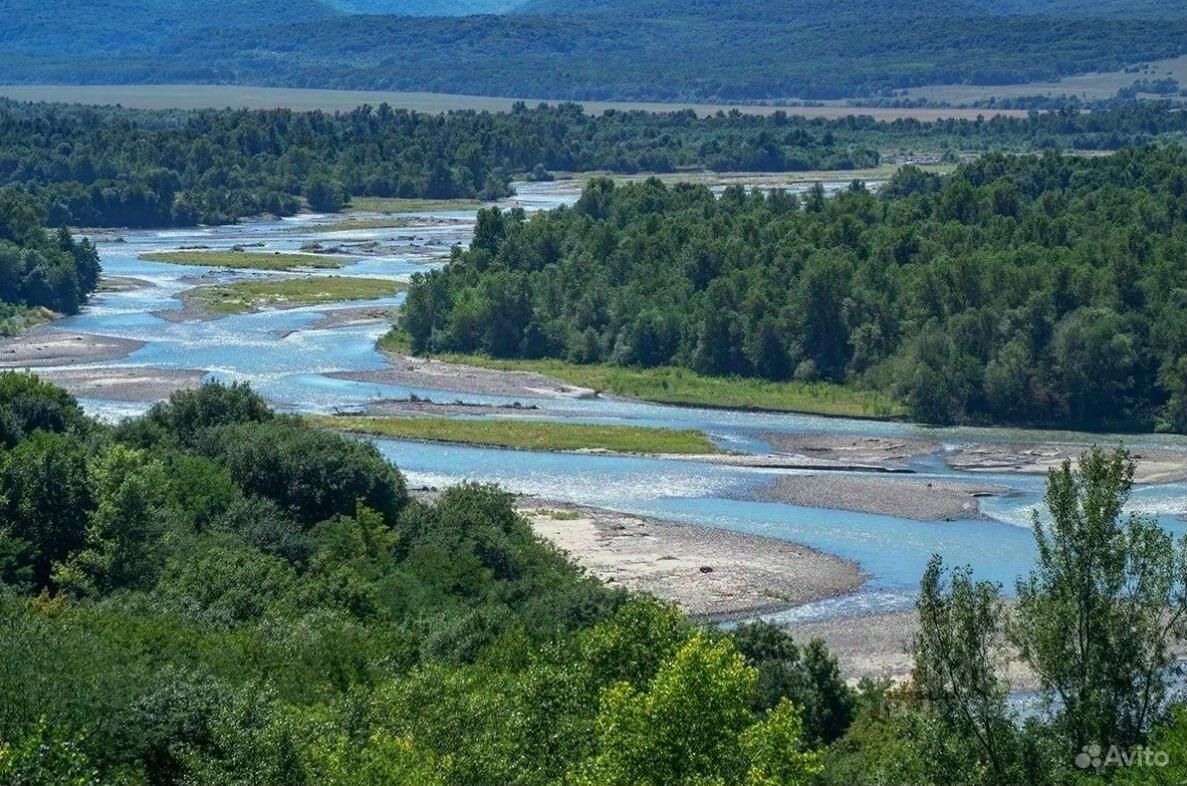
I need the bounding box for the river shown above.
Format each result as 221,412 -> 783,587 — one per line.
39,178 -> 1187,623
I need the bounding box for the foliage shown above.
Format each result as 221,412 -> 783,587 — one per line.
403,147 -> 1187,431
1011,447 -> 1187,750
0,371 -> 88,448
184,276 -> 400,315
0,379 -> 866,785
139,251 -> 344,270
0,191 -> 99,314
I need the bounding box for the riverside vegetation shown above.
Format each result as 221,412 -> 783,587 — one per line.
6,379 -> 1187,785
184,277 -> 400,315
307,414 -> 720,454
400,146 -> 1187,432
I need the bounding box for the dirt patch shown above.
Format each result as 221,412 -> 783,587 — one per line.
333,349 -> 597,400
947,444 -> 1187,485
306,306 -> 395,331
524,502 -> 866,621
758,474 -> 1005,521
33,367 -> 207,402
0,328 -> 143,368
362,395 -> 543,418
786,610 -> 1036,690
761,433 -> 941,468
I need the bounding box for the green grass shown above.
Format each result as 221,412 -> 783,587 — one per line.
140,250 -> 344,270
377,328 -> 904,418
461,359 -> 903,418
0,305 -> 52,338
452,354 -> 899,417
307,414 -> 721,454
186,276 -> 403,314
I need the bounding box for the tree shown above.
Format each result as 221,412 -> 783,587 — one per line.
1010,447 -> 1187,751
0,432 -> 92,590
914,556 -> 1015,783
200,420 -> 408,527
306,179 -> 349,213
575,632 -> 757,785
0,372 -> 86,448
53,445 -> 169,596
731,622 -> 855,745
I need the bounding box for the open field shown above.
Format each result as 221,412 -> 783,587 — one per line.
425,351 -> 906,419
899,54 -> 1187,105
140,250 -> 344,270
308,414 -> 720,454
185,276 -> 401,314
0,84 -> 1030,120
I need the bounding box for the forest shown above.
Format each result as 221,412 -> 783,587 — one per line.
0,189 -> 100,334
5,0 -> 1187,101
6,379 -> 1187,785
5,100 -> 1187,229
401,145 -> 1187,432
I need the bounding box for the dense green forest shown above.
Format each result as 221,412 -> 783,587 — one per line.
0,190 -> 100,333
0,99 -> 882,228
6,100 -> 1187,228
6,0 -> 1187,101
6,379 -> 1187,784
401,145 -> 1187,432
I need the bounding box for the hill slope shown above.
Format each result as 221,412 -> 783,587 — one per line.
327,0 -> 524,13
3,0 -> 1187,102
3,0 -> 339,54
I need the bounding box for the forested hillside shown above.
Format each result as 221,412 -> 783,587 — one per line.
0,378 -> 850,784
402,146 -> 1187,432
6,100 -> 1187,229
3,0 -> 340,54
328,0 -> 522,13
8,382 -> 1187,783
4,0 -> 1186,101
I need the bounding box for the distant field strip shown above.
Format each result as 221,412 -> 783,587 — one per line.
0,84 -> 1028,120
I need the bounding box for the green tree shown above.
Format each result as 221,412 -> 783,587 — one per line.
574,632 -> 757,785
914,556 -> 1015,783
1010,447 -> 1187,751
0,432 -> 92,590
54,444 -> 169,596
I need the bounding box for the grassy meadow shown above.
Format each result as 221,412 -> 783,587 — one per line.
307,414 -> 721,454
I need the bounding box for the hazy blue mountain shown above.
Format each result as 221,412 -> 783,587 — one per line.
4,0 -> 339,53
327,0 -> 524,15
972,0 -> 1187,15
4,0 -> 1186,102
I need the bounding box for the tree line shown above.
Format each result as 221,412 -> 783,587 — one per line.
5,100 -> 1187,229
0,100 -> 881,228
402,145 -> 1187,432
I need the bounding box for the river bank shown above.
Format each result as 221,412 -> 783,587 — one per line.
335,347 -> 598,399
522,501 -> 867,621
758,474 -> 1006,521
0,327 -> 144,368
